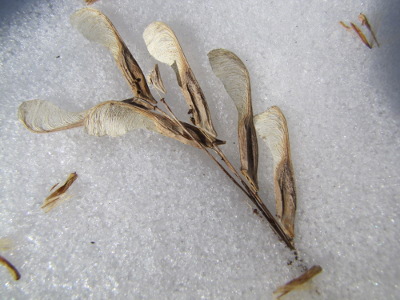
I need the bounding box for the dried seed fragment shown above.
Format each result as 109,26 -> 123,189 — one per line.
84,0 -> 99,4
350,22 -> 372,49
0,239 -> 13,251
208,49 -> 259,191
358,13 -> 379,47
18,100 -> 85,133
339,21 -> 351,30
0,255 -> 21,280
143,22 -> 217,138
42,172 -> 78,212
254,106 -> 296,239
148,64 -> 167,94
71,8 -> 156,104
273,265 -> 322,299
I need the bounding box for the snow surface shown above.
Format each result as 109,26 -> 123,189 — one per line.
1,0 -> 399,299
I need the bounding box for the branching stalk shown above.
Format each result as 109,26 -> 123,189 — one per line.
158,99 -> 294,250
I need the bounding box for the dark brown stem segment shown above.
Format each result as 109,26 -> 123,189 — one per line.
159,99 -> 294,250
0,255 -> 21,280
156,100 -> 252,199
214,146 -> 294,249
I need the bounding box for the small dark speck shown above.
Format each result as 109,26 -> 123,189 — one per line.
91,241 -> 95,244
56,55 -> 60,58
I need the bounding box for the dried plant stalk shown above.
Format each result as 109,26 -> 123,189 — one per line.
71,8 -> 156,104
148,64 -> 167,94
358,13 -> 380,47
350,22 -> 372,49
208,49 -> 259,191
18,8 -> 297,251
254,106 -> 296,239
42,172 -> 78,212
0,255 -> 21,280
143,22 -> 217,138
18,100 -> 85,133
273,265 -> 322,299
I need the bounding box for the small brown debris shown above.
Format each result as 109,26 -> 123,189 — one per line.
339,21 -> 351,30
0,238 -> 13,251
84,0 -> 99,5
358,13 -> 380,47
41,172 -> 78,212
0,255 -> 21,280
350,23 -> 372,49
273,265 -> 323,299
340,14 -> 378,49
148,64 -> 167,94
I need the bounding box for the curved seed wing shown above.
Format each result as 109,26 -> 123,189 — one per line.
84,101 -> 219,148
18,100 -> 85,133
71,8 -> 156,103
143,22 -> 217,137
208,49 -> 258,191
254,106 -> 296,238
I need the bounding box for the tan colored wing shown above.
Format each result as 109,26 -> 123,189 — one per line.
18,100 -> 85,133
71,8 -> 156,103
254,106 -> 296,239
143,22 -> 217,137
208,49 -> 258,191
84,101 -> 221,148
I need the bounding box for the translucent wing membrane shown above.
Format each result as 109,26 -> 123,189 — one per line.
84,101 -> 221,148
18,100 -> 85,133
143,22 -> 217,138
254,106 -> 296,239
71,8 -> 156,103
208,49 -> 259,191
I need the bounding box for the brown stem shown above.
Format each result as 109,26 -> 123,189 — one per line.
158,98 -> 294,250
214,146 -> 294,249
156,99 -> 252,199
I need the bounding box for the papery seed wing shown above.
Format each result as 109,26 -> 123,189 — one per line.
84,101 -> 154,137
254,106 -> 296,239
143,22 -> 217,137
84,101 -> 221,148
71,8 -> 156,103
208,49 -> 258,191
18,100 -> 85,133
